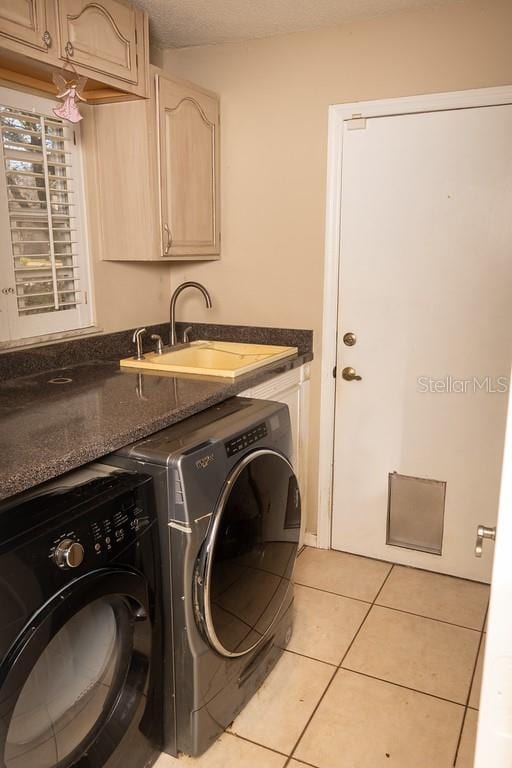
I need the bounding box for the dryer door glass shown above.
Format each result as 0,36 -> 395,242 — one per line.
4,596 -> 135,768
202,449 -> 301,656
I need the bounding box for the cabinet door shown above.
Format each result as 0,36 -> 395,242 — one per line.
55,0 -> 140,85
83,96 -> 161,262
0,0 -> 50,52
157,74 -> 220,258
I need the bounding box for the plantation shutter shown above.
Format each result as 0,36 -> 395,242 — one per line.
0,92 -> 91,342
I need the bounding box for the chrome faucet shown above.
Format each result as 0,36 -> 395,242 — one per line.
169,282 -> 212,345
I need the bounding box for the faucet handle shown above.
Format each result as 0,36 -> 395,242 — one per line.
151,333 -> 164,354
182,326 -> 193,343
132,327 -> 147,361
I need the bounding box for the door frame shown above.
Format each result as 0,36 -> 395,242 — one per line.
474,363 -> 512,767
317,84 -> 512,549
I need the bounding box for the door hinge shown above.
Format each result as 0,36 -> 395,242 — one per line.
84,291 -> 88,305
346,115 -> 367,131
333,365 -> 337,379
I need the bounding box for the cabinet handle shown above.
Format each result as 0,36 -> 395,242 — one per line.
65,41 -> 74,57
42,30 -> 52,48
163,224 -> 172,255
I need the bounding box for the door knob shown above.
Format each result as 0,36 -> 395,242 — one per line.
475,524 -> 496,557
342,366 -> 362,381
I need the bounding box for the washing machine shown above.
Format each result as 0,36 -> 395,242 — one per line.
0,463 -> 166,768
107,397 -> 301,757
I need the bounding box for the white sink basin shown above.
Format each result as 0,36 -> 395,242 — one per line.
120,340 -> 298,378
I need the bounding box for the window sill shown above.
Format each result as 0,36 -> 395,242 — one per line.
0,326 -> 104,354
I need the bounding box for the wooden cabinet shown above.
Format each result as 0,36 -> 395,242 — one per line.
157,73 -> 220,258
82,93 -> 161,266
0,0 -> 148,101
239,365 -> 311,547
55,0 -> 143,87
85,68 -> 221,262
0,0 -> 52,53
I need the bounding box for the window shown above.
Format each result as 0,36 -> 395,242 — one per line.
0,87 -> 92,344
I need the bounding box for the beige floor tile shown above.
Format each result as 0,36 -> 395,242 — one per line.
295,669 -> 464,768
294,548 -> 391,602
228,649 -> 334,754
288,584 -> 369,664
456,709 -> 479,767
342,605 -> 480,703
153,733 -> 287,767
469,638 -> 485,709
154,753 -> 180,767
376,566 -> 489,629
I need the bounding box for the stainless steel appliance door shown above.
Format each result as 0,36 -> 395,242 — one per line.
195,449 -> 301,657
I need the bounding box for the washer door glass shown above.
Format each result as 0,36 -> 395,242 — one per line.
5,597 -> 132,768
203,450 -> 301,656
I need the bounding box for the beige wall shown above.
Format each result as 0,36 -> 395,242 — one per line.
162,0 -> 512,533
90,259 -> 171,333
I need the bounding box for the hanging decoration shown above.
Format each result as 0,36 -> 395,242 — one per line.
52,70 -> 87,123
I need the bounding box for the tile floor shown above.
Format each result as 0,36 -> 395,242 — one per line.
155,547 -> 489,768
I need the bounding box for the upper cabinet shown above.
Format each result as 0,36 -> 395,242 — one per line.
0,0 -> 148,101
157,74 -> 220,258
84,68 -> 221,262
0,0 -> 52,53
55,0 -> 142,86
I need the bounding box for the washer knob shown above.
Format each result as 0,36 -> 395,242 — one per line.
53,539 -> 84,569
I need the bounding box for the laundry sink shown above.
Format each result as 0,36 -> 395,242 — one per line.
119,340 -> 298,378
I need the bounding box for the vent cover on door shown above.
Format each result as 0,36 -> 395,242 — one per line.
387,472 -> 446,555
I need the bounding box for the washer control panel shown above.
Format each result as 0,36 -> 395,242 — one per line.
225,421 -> 268,457
53,538 -> 85,569
90,499 -> 147,557
48,496 -> 149,569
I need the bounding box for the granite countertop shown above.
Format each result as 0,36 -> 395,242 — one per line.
0,324 -> 313,501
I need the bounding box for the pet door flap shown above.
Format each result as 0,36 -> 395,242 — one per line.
387,472 -> 446,555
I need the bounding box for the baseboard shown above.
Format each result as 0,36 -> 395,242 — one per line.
303,532 -> 318,548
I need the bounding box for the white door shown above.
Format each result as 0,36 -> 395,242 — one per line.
474,367 -> 512,767
331,105 -> 512,581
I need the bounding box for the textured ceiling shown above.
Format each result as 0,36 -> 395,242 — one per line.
131,0 -> 459,49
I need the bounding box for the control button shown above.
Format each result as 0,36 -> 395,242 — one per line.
95,543 -> 101,552
53,539 -> 85,569
105,536 -> 111,544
